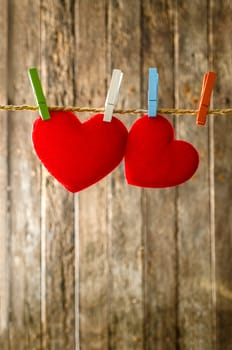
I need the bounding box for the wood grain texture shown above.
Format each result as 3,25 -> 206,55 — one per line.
108,1 -> 143,349
40,1 -> 75,349
176,1 -> 215,349
75,1 -> 109,349
0,1 -> 9,349
7,1 -> 42,349
0,2 -> 232,349
212,1 -> 232,349
141,1 -> 177,349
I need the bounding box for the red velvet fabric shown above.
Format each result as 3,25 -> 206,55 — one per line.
125,115 -> 199,188
32,111 -> 128,193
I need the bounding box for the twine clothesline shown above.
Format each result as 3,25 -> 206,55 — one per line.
0,105 -> 231,115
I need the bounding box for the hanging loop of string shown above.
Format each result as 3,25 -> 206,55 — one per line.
0,104 -> 231,115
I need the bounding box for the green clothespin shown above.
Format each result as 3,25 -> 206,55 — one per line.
28,67 -> 50,120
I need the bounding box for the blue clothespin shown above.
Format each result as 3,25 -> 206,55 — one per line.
148,68 -> 159,117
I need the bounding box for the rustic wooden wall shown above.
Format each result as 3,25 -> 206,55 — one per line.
0,1 -> 231,349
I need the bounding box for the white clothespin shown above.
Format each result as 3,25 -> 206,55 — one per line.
103,69 -> 123,122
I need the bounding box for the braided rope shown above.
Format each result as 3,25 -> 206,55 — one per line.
0,105 -> 231,115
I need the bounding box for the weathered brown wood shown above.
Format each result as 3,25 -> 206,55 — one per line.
75,1 -> 109,349
0,2 -> 232,349
108,2 -> 144,349
141,1 -> 177,349
176,1 -> 215,349
0,1 -> 9,349
7,1 -> 41,349
213,1 -> 232,349
40,1 -> 75,349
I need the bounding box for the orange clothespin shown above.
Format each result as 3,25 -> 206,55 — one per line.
196,71 -> 216,126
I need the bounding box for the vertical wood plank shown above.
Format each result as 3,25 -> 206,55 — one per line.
75,1 -> 108,349
141,1 -> 177,349
108,2 -> 143,349
176,1 -> 215,348
7,1 -> 41,349
40,1 -> 75,349
212,1 -> 232,349
0,0 -> 9,348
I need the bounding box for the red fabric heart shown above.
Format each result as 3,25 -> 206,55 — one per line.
32,111 -> 128,192
125,115 -> 199,188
